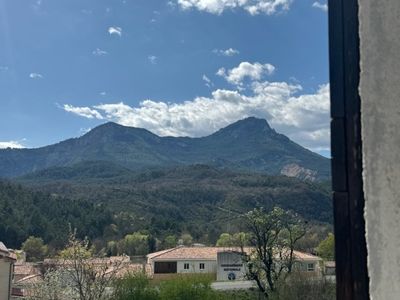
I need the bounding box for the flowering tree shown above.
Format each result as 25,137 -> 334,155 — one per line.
27,229 -> 124,300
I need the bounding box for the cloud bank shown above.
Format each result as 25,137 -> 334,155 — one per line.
63,104 -> 104,119
62,64 -> 330,152
176,0 -> 292,15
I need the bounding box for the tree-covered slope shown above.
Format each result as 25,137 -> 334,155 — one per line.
0,117 -> 330,180
17,164 -> 332,243
0,180 -> 112,249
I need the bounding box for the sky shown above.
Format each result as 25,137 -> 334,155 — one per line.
0,0 -> 330,156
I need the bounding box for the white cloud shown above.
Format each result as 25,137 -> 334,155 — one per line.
63,104 -> 104,119
100,92 -> 107,96
213,48 -> 240,56
62,81 -> 330,151
0,66 -> 9,72
29,73 -> 43,79
176,0 -> 292,15
108,26 -> 122,36
312,1 -> 328,12
0,140 -> 25,149
202,74 -> 213,88
148,55 -> 158,64
92,48 -> 108,56
217,62 -> 275,85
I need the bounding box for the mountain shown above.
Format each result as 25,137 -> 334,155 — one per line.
0,117 -> 330,180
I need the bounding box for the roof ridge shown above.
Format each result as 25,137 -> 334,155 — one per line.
147,245 -> 185,260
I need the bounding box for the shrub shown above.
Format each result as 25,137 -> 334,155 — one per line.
271,272 -> 336,300
113,272 -> 159,300
158,274 -> 218,300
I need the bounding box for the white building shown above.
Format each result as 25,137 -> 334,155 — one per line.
147,246 -> 322,281
0,242 -> 17,300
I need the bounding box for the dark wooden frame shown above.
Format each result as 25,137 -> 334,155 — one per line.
328,0 -> 369,299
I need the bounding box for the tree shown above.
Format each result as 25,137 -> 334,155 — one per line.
317,233 -> 335,260
106,241 -> 118,256
216,233 -> 233,246
26,269 -> 76,300
243,207 -> 306,299
122,232 -> 149,256
215,233 -> 249,247
163,235 -> 177,249
179,233 -> 193,246
22,236 -> 48,262
59,229 -> 124,300
232,232 -> 249,247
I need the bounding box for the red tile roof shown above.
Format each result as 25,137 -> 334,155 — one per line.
0,241 -> 17,261
147,246 -> 321,261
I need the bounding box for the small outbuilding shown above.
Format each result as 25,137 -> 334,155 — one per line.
0,242 -> 17,300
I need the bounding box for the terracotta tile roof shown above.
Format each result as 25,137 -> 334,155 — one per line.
148,246 -> 251,261
15,274 -> 43,285
14,263 -> 40,276
0,241 -> 8,253
0,241 -> 17,261
292,251 -> 322,261
147,247 -> 181,260
147,246 -> 321,261
43,255 -> 130,265
106,263 -> 144,277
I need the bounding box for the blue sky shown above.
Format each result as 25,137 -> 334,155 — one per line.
0,0 -> 329,155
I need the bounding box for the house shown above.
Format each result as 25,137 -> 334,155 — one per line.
147,246 -> 221,278
0,242 -> 17,300
147,246 -> 322,281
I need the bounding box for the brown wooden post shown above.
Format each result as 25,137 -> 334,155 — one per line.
328,0 -> 369,299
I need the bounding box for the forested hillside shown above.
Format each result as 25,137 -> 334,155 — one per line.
0,180 -> 111,249
5,163 -> 333,251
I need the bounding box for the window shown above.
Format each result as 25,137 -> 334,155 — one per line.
199,263 -> 205,270
307,263 -> 315,272
184,263 -> 189,270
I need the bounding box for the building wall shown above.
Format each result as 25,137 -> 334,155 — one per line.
0,260 -> 12,300
176,260 -> 216,274
216,252 -> 247,281
294,261 -> 321,275
359,1 -> 400,299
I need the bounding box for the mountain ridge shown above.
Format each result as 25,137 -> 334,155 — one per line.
0,117 -> 330,180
